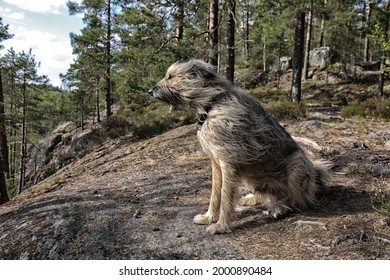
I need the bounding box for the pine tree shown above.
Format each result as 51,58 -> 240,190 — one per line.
291,9 -> 305,103
14,49 -> 47,193
68,0 -> 114,119
303,0 -> 313,80
0,17 -> 13,204
208,0 -> 219,66
226,0 -> 236,82
378,0 -> 390,98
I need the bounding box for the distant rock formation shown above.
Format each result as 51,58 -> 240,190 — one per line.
271,56 -> 292,71
309,47 -> 333,67
25,122 -> 104,187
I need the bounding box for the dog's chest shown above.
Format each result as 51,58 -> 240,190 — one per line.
197,127 -> 218,159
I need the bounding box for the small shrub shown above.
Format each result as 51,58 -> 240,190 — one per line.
129,103 -> 194,138
371,190 -> 390,216
101,114 -> 132,139
341,98 -> 390,120
320,148 -> 340,157
265,100 -> 307,120
248,88 -> 290,103
376,99 -> 390,119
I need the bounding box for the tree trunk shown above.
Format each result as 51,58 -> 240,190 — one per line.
105,0 -> 112,119
9,72 -> 16,186
175,0 -> 184,41
364,0 -> 371,63
303,0 -> 313,80
242,0 -> 250,60
0,69 -> 9,177
0,153 -> 8,203
18,78 -> 27,194
379,1 -> 390,98
0,69 -> 9,203
208,0 -> 219,66
263,34 -> 266,71
291,10 -> 306,103
10,126 -> 16,188
96,77 -> 101,123
319,0 -> 327,47
226,0 -> 236,83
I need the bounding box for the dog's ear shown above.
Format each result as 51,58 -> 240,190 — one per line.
190,60 -> 217,79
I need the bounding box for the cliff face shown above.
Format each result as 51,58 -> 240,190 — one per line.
24,122 -> 108,187
1,113 -> 389,259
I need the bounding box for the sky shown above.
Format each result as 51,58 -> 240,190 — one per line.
0,0 -> 85,87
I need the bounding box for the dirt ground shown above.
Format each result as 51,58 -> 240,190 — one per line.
0,92 -> 389,260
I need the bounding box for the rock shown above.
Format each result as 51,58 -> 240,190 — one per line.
349,141 -> 368,149
370,130 -> 390,141
271,56 -> 291,71
234,68 -> 272,89
345,64 -> 379,82
356,61 -> 381,71
24,122 -> 104,188
369,165 -> 390,177
309,47 -> 333,67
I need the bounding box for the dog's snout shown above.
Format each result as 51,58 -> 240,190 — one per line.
148,86 -> 156,96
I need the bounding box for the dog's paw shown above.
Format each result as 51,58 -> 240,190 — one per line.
193,214 -> 216,225
239,193 -> 257,206
263,204 -> 291,218
206,223 -> 231,234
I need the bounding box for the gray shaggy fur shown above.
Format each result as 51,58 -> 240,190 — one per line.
149,59 -> 330,234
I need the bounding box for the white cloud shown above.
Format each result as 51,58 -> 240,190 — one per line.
2,29 -> 74,86
8,12 -> 24,20
3,0 -> 67,14
0,7 -> 25,21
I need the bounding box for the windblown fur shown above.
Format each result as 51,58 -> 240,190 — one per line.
149,59 -> 330,234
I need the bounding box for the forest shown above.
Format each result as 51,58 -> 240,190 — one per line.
0,0 -> 390,203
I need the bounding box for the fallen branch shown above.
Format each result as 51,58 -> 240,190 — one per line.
374,236 -> 390,243
292,136 -> 321,150
292,220 -> 327,228
304,239 -> 331,250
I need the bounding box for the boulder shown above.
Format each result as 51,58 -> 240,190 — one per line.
309,47 -> 332,67
24,122 -> 101,187
271,56 -> 291,71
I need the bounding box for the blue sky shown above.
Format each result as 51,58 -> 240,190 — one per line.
0,0 -> 85,87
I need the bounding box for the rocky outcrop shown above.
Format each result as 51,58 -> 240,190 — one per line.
271,56 -> 291,71
25,122 -> 105,187
309,47 -> 333,67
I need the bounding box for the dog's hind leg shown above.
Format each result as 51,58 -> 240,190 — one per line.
239,193 -> 261,206
193,160 -> 221,225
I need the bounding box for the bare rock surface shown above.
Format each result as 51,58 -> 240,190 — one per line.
1,116 -> 389,259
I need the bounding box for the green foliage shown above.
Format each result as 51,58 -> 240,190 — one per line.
126,102 -> 194,139
100,114 -> 131,139
371,190 -> 390,216
265,99 -> 307,120
247,88 -> 307,120
0,17 -> 13,49
340,98 -> 390,120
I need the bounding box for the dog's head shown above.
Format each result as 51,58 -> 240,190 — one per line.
148,60 -> 219,111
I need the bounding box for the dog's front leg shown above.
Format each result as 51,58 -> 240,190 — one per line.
206,163 -> 237,234
193,160 -> 222,225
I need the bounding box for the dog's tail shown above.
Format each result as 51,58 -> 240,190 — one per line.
313,160 -> 332,196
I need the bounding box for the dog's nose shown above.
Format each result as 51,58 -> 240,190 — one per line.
148,87 -> 155,96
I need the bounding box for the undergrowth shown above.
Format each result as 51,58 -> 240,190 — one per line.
371,190 -> 390,216
248,88 -> 307,120
341,98 -> 390,120
125,102 -> 194,138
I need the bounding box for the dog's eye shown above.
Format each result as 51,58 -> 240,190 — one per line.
166,74 -> 173,80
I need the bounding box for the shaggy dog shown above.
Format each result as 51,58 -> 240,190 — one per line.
149,59 -> 329,234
